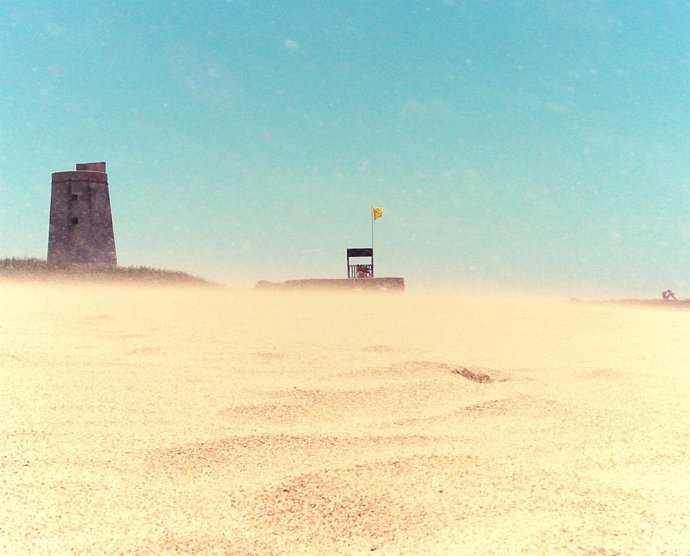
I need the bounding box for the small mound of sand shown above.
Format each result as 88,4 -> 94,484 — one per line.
451,367 -> 494,383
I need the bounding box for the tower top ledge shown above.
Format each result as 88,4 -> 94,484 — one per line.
52,170 -> 108,182
52,162 -> 108,182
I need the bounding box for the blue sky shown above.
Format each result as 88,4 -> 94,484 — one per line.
1,1 -> 689,295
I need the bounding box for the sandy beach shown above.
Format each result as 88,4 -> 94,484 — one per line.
1,281 -> 689,554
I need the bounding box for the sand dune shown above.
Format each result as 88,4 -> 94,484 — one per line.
2,282 -> 689,554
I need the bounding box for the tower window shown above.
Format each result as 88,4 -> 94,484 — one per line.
70,217 -> 79,225
71,194 -> 79,201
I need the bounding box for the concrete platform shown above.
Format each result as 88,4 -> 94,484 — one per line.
255,277 -> 405,291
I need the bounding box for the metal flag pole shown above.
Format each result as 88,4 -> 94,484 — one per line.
370,206 -> 375,277
371,206 -> 374,250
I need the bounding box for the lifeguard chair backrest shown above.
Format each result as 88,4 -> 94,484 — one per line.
347,247 -> 374,279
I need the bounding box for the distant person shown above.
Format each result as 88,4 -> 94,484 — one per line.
662,289 -> 677,301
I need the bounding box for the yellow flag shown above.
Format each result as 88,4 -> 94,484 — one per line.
372,207 -> 384,220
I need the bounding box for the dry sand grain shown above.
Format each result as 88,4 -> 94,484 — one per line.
1,282 -> 689,554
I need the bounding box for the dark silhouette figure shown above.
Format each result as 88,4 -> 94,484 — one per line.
662,289 -> 677,301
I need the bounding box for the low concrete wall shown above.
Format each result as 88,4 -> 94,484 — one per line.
256,277 -> 405,292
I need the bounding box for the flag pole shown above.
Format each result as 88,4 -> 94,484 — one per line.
370,206 -> 375,278
371,206 -> 374,250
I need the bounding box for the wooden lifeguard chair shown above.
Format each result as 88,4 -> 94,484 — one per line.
347,248 -> 374,279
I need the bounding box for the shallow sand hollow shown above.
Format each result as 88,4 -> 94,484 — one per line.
1,283 -> 689,554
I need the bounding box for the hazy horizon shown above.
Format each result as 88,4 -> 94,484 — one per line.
0,257 -> 686,301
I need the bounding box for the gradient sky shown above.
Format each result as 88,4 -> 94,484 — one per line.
1,1 -> 689,295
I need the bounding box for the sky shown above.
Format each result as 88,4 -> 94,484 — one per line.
1,0 -> 689,295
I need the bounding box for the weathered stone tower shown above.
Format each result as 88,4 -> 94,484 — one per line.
47,162 -> 117,266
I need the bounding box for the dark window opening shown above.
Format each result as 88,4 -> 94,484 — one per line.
70,194 -> 79,201
70,217 -> 79,225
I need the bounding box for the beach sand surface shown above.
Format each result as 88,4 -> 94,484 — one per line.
1,282 -> 689,554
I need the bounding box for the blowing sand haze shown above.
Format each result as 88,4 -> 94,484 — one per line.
2,282 -> 689,554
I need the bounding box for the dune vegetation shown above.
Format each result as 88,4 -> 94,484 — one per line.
0,257 -> 212,285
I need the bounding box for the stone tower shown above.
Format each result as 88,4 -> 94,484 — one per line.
47,162 -> 117,266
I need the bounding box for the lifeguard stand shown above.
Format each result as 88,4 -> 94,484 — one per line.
347,248 -> 374,279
